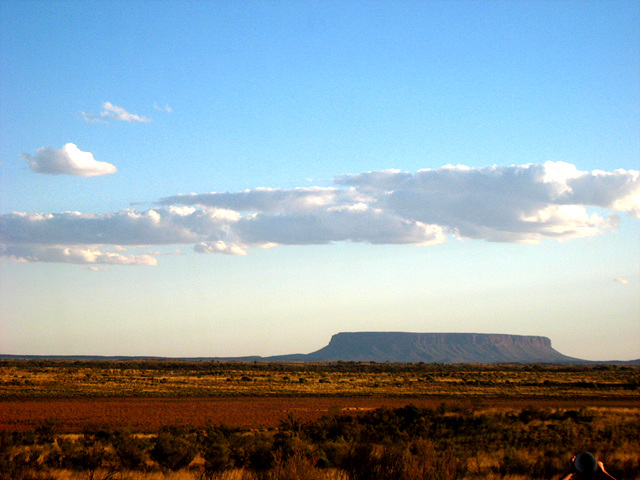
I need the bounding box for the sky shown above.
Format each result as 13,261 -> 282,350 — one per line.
1,0 -> 638,361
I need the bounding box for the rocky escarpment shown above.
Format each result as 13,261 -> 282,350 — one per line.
301,332 -> 581,363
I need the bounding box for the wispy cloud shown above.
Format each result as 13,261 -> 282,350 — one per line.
85,266 -> 107,272
2,162 -> 638,265
154,102 -> 173,113
2,245 -> 157,266
82,102 -> 152,123
22,143 -> 117,177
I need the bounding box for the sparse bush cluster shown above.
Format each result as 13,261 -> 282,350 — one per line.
1,404 -> 639,480
4,359 -> 639,400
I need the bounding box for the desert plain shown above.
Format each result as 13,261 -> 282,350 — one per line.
1,360 -> 639,479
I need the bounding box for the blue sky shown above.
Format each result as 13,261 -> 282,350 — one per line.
1,0 -> 638,360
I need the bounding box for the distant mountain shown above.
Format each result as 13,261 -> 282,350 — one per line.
2,332 -> 633,364
272,332 -> 585,363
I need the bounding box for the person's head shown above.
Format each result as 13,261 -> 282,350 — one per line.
574,452 -> 598,479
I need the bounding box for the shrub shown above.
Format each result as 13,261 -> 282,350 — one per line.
244,437 -> 274,472
0,432 -> 23,480
55,436 -> 112,477
342,440 -> 469,480
408,439 -> 469,480
314,456 -> 330,469
200,424 -> 237,478
34,419 -> 57,445
497,447 -> 531,476
530,449 -> 566,479
317,439 -> 350,469
112,429 -> 148,470
342,442 -> 405,480
259,452 -> 328,480
151,431 -> 196,471
203,442 -> 233,478
82,424 -> 114,443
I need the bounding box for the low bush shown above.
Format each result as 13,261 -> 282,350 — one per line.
150,430 -> 196,471
56,436 -> 111,471
1,403 -> 639,479
203,442 -> 233,478
112,429 -> 148,470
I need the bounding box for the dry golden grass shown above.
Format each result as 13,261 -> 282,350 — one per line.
2,360 -> 639,479
44,469 -> 349,480
2,360 -> 638,434
1,360 -> 639,399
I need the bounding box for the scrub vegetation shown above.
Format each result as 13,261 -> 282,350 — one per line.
1,360 -> 639,479
2,359 -> 639,398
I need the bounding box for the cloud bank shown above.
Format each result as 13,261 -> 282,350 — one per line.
2,162 -> 638,265
334,162 -> 638,242
82,102 -> 152,123
22,143 -> 117,177
2,245 -> 157,266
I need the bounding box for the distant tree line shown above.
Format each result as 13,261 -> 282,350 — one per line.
3,358 -> 638,375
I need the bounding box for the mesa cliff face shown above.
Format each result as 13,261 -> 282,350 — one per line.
302,332 -> 580,363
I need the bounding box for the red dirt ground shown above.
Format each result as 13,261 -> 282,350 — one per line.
1,396 -> 637,432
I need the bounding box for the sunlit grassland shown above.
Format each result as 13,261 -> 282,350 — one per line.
1,360 -> 639,479
1,360 -> 639,398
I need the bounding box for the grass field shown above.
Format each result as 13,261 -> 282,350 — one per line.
1,360 -> 639,479
2,359 -> 639,398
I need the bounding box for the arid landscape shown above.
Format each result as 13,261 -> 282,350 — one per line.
3,0 -> 639,479
1,359 -> 639,479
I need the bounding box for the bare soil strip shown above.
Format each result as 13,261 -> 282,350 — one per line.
2,396 -> 638,432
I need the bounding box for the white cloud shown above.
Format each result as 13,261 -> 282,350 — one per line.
0,207 -> 238,264
3,246 -> 157,266
22,143 -> 117,177
2,162 -> 639,265
85,266 -> 107,272
0,209 -> 203,245
194,241 -> 247,256
336,162 -> 639,242
614,277 -> 629,285
518,205 -> 618,241
82,102 -> 152,123
159,187 -> 365,214
234,207 -> 445,247
569,168 -> 640,219
154,102 -> 173,113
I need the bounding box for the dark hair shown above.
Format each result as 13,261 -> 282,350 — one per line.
575,452 -> 598,479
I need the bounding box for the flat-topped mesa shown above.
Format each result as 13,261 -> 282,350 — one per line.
305,332 -> 578,363
410,333 -> 552,347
